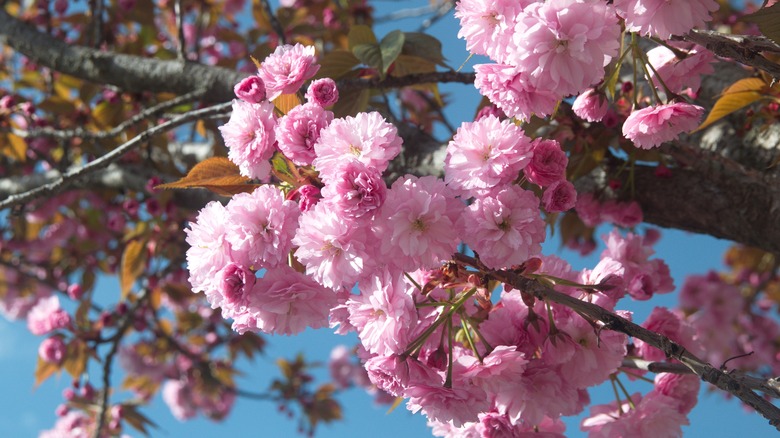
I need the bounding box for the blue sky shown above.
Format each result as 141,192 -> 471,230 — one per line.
0,0 -> 776,437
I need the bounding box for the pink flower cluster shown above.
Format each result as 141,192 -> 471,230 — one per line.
179,43 -> 717,435
582,373 -> 700,436
460,0 -> 620,119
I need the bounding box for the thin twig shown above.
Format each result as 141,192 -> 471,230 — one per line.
453,253 -> 780,431
174,0 -> 187,61
375,5 -> 436,22
337,71 -> 476,93
260,0 -> 286,45
10,87 -> 208,140
93,291 -> 149,438
418,0 -> 454,32
0,102 -> 232,212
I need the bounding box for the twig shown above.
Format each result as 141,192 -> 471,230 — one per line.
453,253 -> 780,431
10,87 -> 207,140
260,0 -> 286,45
680,29 -> 780,80
337,71 -> 476,93
0,102 -> 232,212
375,5 -> 436,23
89,0 -> 104,48
418,0 -> 454,32
93,290 -> 149,438
174,0 -> 187,61
621,357 -> 780,399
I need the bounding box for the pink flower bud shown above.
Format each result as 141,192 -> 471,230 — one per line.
572,88 -> 608,122
525,139 -> 568,187
234,76 -> 267,103
66,283 -> 83,300
542,180 -> 577,213
295,185 -> 321,212
39,337 -> 67,364
305,78 -> 339,107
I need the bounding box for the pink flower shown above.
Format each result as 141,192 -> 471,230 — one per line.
39,336 -> 67,364
292,201 -> 369,289
27,296 -> 71,335
162,380 -> 198,420
233,76 -> 266,103
646,45 -> 714,94
328,345 -> 356,389
572,88 -> 609,122
293,184 -> 321,212
406,384 -> 489,427
244,265 -> 338,335
210,262 -> 256,319
219,99 -> 277,179
602,199 -> 644,228
259,43 -> 320,100
463,186 -> 545,269
634,307 -> 701,361
653,373 -> 700,415
275,102 -> 333,166
305,78 -> 339,106
376,175 -> 464,272
313,112 -> 402,181
347,271 -> 417,355
185,201 -> 235,295
474,63 -> 561,121
365,354 -> 443,397
512,0 -> 621,95
601,230 -> 674,300
509,362 -> 583,425
582,392 -> 688,437
614,0 -> 719,39
542,180 -> 577,213
524,139 -> 568,187
622,102 -> 704,149
321,161 -> 387,220
454,0 -> 527,62
575,192 -> 603,227
224,185 -> 301,269
40,412 -> 94,438
445,115 -> 533,197
555,312 -> 627,388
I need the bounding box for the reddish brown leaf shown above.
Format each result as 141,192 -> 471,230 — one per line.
155,157 -> 256,196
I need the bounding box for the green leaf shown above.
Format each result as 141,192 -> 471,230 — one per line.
348,25 -> 377,50
315,50 -> 360,79
392,54 -> 437,76
743,3 -> 780,44
401,32 -> 448,67
352,43 -> 383,72
379,30 -> 405,76
332,87 -> 370,118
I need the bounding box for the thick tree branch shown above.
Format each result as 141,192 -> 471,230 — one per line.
454,253 -> 780,431
0,8 -> 244,103
621,145 -> 780,255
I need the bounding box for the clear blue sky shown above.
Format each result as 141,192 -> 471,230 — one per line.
0,0 -> 774,437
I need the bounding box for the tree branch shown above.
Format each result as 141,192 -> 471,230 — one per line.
453,253 -> 780,431
681,29 -> 780,80
0,8 -> 244,103
621,358 -> 780,399
0,102 -> 232,212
